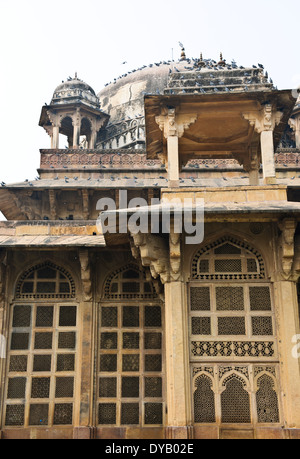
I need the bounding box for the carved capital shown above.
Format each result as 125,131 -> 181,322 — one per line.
47,110 -> 61,128
129,229 -> 183,284
243,105 -> 283,134
155,108 -> 197,139
130,232 -> 170,284
79,250 -> 92,301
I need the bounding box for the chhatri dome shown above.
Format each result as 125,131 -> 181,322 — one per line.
51,73 -> 100,110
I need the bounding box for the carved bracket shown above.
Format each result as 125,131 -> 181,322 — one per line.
155,108 -> 198,139
278,218 -> 297,279
129,229 -> 182,284
79,250 -> 92,301
243,104 -> 283,134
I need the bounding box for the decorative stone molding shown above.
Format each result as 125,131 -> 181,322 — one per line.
170,230 -> 181,282
130,232 -> 170,284
278,218 -> 297,278
79,250 -> 92,301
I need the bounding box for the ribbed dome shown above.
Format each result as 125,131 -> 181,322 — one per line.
51,75 -> 100,109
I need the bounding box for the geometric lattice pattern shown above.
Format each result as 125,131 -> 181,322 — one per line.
98,297 -> 164,427
190,240 -> 280,427
192,364 -> 280,425
189,283 -> 275,357
5,301 -> 77,428
191,237 -> 266,281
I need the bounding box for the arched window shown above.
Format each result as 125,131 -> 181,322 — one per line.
193,374 -> 215,423
191,237 -> 266,281
256,374 -> 279,423
104,264 -> 157,300
189,236 -> 281,426
98,264 -> 164,427
4,263 -> 78,428
221,374 -> 251,424
16,262 -> 75,299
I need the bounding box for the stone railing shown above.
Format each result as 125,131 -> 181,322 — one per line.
39,148 -> 300,171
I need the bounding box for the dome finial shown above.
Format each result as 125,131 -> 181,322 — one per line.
197,52 -> 206,68
179,42 -> 186,60
75,72 -> 78,79
218,52 -> 226,67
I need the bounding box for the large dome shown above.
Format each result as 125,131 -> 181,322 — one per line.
96,54 -> 275,150
51,74 -> 100,109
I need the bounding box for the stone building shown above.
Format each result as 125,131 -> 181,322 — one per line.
1,51 -> 300,439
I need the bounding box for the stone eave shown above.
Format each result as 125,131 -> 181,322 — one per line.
39,102 -> 109,127
144,89 -> 296,160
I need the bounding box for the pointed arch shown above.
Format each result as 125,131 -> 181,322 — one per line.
220,372 -> 251,424
103,263 -> 158,300
191,235 -> 266,280
15,261 -> 76,299
193,372 -> 216,423
255,373 -> 280,423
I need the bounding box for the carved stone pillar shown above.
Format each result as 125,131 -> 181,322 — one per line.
273,220 -> 300,428
89,129 -> 97,149
244,146 -> 260,186
72,108 -> 81,149
289,116 -> 300,149
77,250 -> 93,430
273,279 -> 300,427
164,280 -> 191,438
47,110 -> 61,149
278,218 -> 297,278
243,105 -> 283,185
130,231 -> 191,437
156,108 -> 197,187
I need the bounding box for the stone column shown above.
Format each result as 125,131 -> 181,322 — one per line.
73,124 -> 80,149
155,108 -> 197,188
274,280 -> 300,427
73,250 -> 94,439
52,126 -> 60,149
130,231 -> 191,438
164,280 -> 191,439
245,146 -> 260,186
243,105 -> 283,185
167,135 -> 180,186
289,116 -> 300,149
260,130 -> 276,183
72,108 -> 81,149
89,129 -> 97,149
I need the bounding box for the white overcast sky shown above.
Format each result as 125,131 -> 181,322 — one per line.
0,0 -> 299,187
